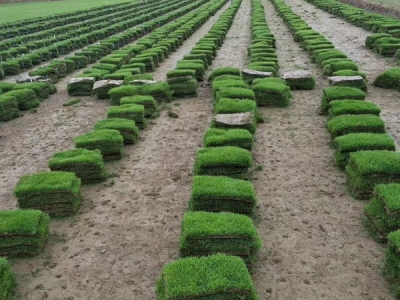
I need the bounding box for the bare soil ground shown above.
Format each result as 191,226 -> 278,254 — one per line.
0,0 -> 400,299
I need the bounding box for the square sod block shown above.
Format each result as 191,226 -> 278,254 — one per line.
157,254 -> 258,300
168,79 -> 199,98
212,80 -> 249,97
179,212 -> 261,264
107,104 -> 146,129
14,171 -> 81,217
194,147 -> 253,179
67,77 -> 95,97
0,95 -> 19,122
252,82 -> 292,107
0,257 -> 16,299
346,151 -> 400,199
208,67 -> 241,82
176,62 -> 205,81
120,95 -> 157,117
282,70 -> 315,90
215,98 -> 257,114
327,75 -> 367,92
189,176 -> 256,215
327,115 -> 386,139
320,86 -> 366,115
74,129 -> 124,161
0,209 -> 50,257
48,148 -> 107,184
364,184 -> 400,242
167,69 -> 196,80
4,89 -> 39,110
333,133 -> 395,169
139,82 -> 172,103
383,230 -> 400,297
328,100 -> 381,119
92,80 -> 124,100
213,111 -> 257,134
373,67 -> 400,89
13,82 -> 50,100
216,88 -> 255,102
242,69 -> 273,84
108,85 -> 139,106
204,128 -> 254,150
95,118 -> 139,145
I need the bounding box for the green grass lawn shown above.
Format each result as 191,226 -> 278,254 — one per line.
0,0 -> 135,24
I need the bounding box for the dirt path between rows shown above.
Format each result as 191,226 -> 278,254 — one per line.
251,0 -> 398,299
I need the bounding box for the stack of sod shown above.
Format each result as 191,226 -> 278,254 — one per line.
208,67 -> 241,82
0,209 -> 50,257
373,67 -> 400,90
108,85 -> 139,106
139,82 -> 172,103
215,98 -> 257,114
120,95 -> 157,117
203,128 -> 254,150
328,100 -> 381,119
48,148 -> 107,184
320,86 -> 366,115
383,230 -> 400,297
95,118 -> 139,145
176,61 -> 205,81
212,79 -> 249,98
0,95 -> 19,122
107,104 -> 146,129
346,151 -> 400,199
179,211 -> 261,264
74,129 -> 124,161
215,87 -> 255,102
327,115 -> 386,139
12,82 -> 50,101
282,70 -> 316,90
364,184 -> 400,242
0,258 -> 16,299
189,176 -> 256,215
333,133 -> 395,169
194,147 -> 253,179
157,254 -> 258,299
67,77 -> 95,96
252,80 -> 292,107
4,89 -> 38,110
14,171 -> 81,217
166,70 -> 198,97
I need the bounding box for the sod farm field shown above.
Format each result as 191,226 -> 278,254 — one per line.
1,0 -> 400,298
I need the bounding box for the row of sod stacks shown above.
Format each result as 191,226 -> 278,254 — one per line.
364,184 -> 400,243
14,172 -> 81,217
48,148 -> 108,184
0,258 -> 16,300
157,1 -> 261,297
269,0 -> 367,91
0,210 -> 50,257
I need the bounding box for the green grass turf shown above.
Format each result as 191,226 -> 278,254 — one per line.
0,257 -> 16,300
203,128 -> 254,150
0,0 -> 135,24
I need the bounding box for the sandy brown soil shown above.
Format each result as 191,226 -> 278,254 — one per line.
1,0 -> 400,298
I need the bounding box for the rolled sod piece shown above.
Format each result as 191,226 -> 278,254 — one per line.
383,230 -> 400,297
0,257 -> 16,299
320,86 -> 366,115
346,151 -> 400,200
0,209 -> 49,257
208,67 -> 241,82
327,115 -> 386,139
203,128 -> 254,150
157,254 -> 258,300
4,89 -> 39,110
364,184 -> 400,242
107,104 -> 146,129
328,100 -> 381,119
180,212 -> 261,264
215,98 -> 257,114
373,67 -> 400,89
120,95 -> 157,117
194,147 -> 253,180
67,77 -> 95,97
0,95 -> 19,122
15,171 -> 81,217
95,118 -> 139,145
252,81 -> 291,107
74,129 -> 124,161
139,82 -> 172,103
108,85 -> 139,106
333,133 -> 395,169
48,148 -> 107,184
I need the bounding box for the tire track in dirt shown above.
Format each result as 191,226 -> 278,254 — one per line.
282,0 -> 400,152
251,0 -> 396,299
